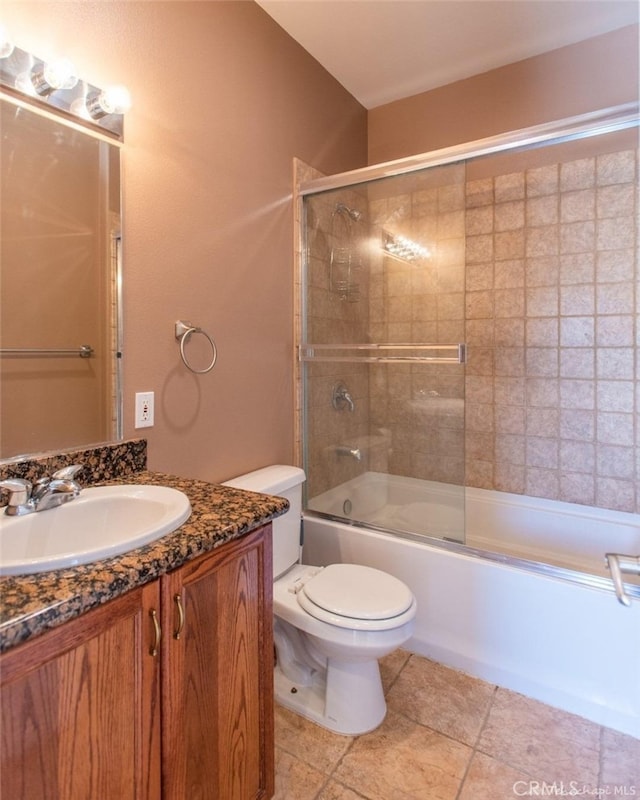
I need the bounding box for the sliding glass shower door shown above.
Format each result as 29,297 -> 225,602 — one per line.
301,164 -> 466,544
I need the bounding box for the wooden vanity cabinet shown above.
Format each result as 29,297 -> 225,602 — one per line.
0,580 -> 162,800
161,523 -> 274,800
0,523 -> 274,800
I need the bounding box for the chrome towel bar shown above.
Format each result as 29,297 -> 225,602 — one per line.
0,345 -> 94,358
299,343 -> 466,365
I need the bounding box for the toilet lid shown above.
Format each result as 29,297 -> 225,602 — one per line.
299,563 -> 414,623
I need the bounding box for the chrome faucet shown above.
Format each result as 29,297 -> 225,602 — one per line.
605,553 -> 640,607
0,464 -> 83,516
332,382 -> 355,412
335,446 -> 362,462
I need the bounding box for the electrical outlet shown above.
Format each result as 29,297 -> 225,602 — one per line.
135,392 -> 154,428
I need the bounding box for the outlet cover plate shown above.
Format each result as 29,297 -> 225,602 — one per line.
135,392 -> 154,428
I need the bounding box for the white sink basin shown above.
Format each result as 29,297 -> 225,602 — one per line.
0,485 -> 192,575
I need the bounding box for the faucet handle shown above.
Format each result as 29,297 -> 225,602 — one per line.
52,464 -> 83,481
332,382 -> 355,412
0,478 -> 32,511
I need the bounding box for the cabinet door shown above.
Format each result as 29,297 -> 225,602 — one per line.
161,524 -> 274,800
0,581 -> 162,800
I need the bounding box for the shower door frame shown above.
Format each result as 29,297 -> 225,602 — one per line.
296,101 -> 639,549
298,103 -> 639,197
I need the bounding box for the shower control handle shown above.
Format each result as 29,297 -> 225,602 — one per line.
605,553 -> 640,607
332,382 -> 355,412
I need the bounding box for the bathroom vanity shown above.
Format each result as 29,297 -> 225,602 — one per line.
0,461 -> 287,800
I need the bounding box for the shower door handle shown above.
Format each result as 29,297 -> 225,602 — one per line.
604,553 -> 640,607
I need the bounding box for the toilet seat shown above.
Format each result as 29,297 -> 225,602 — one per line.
296,563 -> 416,631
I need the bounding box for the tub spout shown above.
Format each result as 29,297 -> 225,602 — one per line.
335,446 -> 362,462
605,553 -> 640,607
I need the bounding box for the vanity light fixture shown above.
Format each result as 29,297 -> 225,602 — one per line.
382,231 -> 431,263
0,31 -> 129,140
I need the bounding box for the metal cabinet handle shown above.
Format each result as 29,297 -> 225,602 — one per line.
149,609 -> 161,656
173,593 -> 185,640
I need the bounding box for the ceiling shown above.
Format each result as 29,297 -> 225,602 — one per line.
255,0 -> 639,109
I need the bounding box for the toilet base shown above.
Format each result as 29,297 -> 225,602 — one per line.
274,656 -> 387,736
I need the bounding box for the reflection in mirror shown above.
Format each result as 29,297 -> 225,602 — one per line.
0,98 -> 122,459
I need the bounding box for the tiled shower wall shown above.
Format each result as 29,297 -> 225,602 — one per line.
464,148 -> 638,513
301,184 -> 373,498
367,165 -> 466,487
299,146 -> 639,514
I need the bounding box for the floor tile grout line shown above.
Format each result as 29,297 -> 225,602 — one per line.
383,704 -> 492,799
311,727 -> 364,800
453,683 -> 500,800
379,649 -> 413,709
465,680 -> 608,786
382,654 -> 505,799
472,683 -> 499,749
273,713 -> 355,788
463,684 -> 577,788
597,725 -> 605,790
315,776 -> 371,800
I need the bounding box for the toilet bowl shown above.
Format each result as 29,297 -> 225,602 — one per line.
223,465 -> 416,735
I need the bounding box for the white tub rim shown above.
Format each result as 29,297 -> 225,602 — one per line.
302,508 -> 640,603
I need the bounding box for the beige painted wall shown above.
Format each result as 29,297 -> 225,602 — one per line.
368,25 -> 639,165
2,1 -> 367,481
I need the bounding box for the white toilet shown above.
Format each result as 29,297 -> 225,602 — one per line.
223,465 -> 417,735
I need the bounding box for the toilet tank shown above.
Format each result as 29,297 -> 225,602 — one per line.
222,465 -> 305,579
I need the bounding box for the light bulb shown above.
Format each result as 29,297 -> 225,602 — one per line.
86,84 -> 131,118
0,25 -> 14,58
70,96 -> 92,120
31,58 -> 78,95
101,85 -> 131,114
44,58 -> 78,89
15,70 -> 38,96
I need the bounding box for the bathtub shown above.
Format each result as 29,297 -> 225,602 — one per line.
303,472 -> 640,738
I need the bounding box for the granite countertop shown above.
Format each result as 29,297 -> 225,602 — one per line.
0,470 -> 289,654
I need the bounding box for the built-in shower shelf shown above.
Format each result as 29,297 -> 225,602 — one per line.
299,343 -> 466,364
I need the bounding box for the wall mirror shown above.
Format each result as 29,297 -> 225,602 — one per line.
0,96 -> 122,459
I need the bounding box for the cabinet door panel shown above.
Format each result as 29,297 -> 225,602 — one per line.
1,581 -> 161,800
162,525 -> 274,800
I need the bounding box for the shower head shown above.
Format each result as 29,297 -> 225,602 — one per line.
335,203 -> 362,222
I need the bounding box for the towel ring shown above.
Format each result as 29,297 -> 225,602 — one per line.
175,320 -> 217,374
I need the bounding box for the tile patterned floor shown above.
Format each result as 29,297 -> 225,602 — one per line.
274,650 -> 639,800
